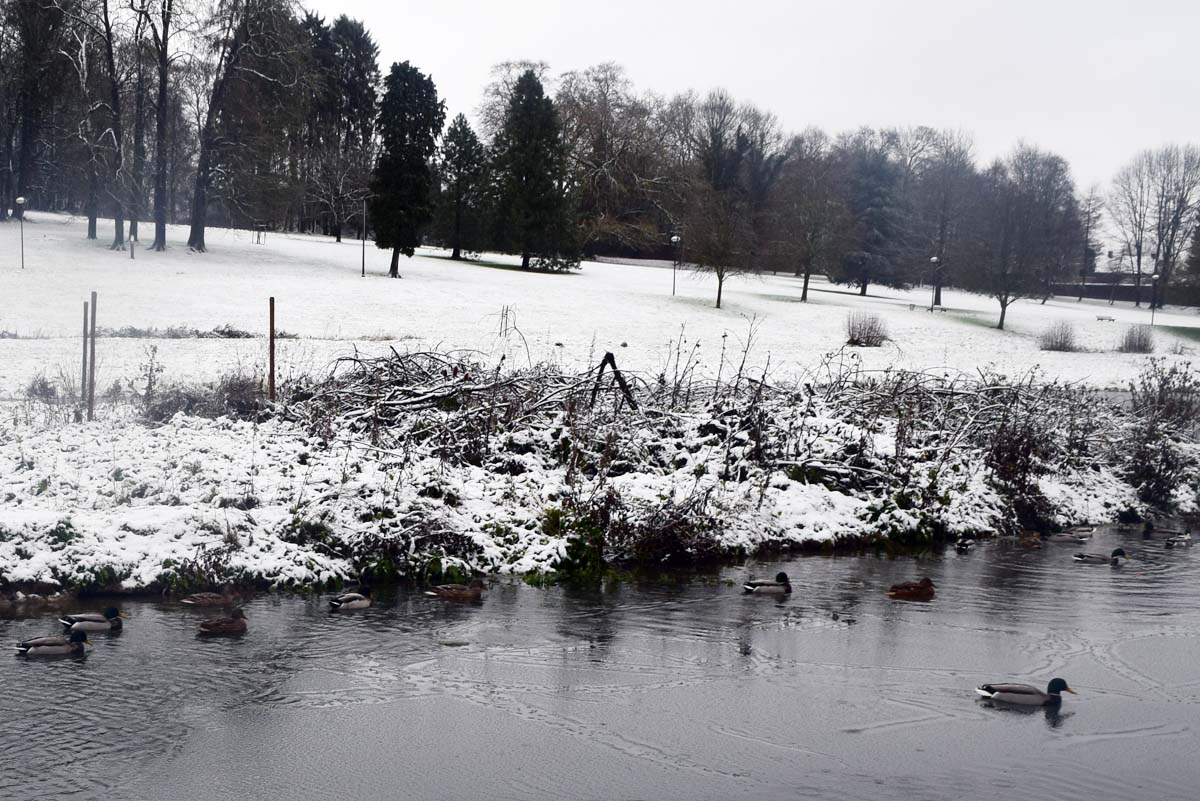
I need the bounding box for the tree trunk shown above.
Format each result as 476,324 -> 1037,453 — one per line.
130,50 -> 147,242
521,251 -> 531,270
451,194 -> 463,259
716,273 -> 724,309
102,10 -> 125,252
859,280 -> 868,296
389,246 -> 401,278
334,213 -> 342,243
801,262 -> 812,302
188,130 -> 214,251
933,275 -> 943,307
997,301 -> 1008,331
87,166 -> 98,240
151,11 -> 170,251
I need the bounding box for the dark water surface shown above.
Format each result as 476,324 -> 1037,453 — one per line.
3,527 -> 1199,801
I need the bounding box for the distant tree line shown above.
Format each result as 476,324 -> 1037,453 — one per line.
2,2 -> 1199,321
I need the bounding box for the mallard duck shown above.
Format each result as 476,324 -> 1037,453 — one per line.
180,588 -> 238,607
330,588 -> 372,610
197,608 -> 247,637
16,631 -> 91,657
426,579 -> 485,602
1165,533 -> 1192,549
955,537 -> 975,554
887,577 -> 935,600
1073,548 -> 1125,566
743,572 -> 792,594
1142,521 -> 1156,539
976,678 -> 1075,706
1067,525 -> 1096,535
1045,531 -> 1091,543
59,607 -> 123,632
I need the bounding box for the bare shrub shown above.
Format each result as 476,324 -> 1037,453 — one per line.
1039,321 -> 1077,352
1119,325 -> 1155,354
846,312 -> 888,347
143,371 -> 265,422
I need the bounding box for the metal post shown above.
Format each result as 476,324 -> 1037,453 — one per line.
361,198 -> 367,278
130,238 -> 135,260
87,291 -> 97,421
268,297 -> 276,402
81,302 -> 89,406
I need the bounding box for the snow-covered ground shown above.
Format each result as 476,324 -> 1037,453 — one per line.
0,211 -> 1197,399
1,213 -> 1197,592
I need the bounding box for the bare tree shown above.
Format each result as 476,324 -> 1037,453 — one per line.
56,0 -> 131,249
767,128 -> 848,301
683,178 -> 753,309
1108,151 -> 1154,306
476,59 -> 549,142
1076,184 -> 1104,300
131,0 -> 183,251
1148,144 -> 1200,307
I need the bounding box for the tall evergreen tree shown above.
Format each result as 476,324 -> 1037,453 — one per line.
834,131 -> 904,296
491,69 -> 577,270
369,60 -> 445,277
436,113 -> 486,260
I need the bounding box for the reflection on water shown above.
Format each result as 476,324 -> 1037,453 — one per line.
3,527 -> 1199,801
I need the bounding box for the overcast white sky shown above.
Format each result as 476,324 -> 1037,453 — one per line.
310,0 -> 1199,188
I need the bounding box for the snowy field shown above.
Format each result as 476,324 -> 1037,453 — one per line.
1,211 -> 1197,400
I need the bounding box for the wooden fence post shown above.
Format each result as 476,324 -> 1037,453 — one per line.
268,296 -> 276,402
87,291 -> 97,421
81,301 -> 89,406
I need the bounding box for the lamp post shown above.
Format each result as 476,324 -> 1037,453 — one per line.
670,234 -> 682,296
1150,272 -> 1160,327
15,196 -> 25,269
361,197 -> 367,278
928,255 -> 939,312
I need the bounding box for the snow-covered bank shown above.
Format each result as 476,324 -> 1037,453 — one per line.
2,352 -> 1195,592
1,212 -> 1198,401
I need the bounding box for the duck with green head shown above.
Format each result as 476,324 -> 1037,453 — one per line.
1073,548 -> 1126,566
59,607 -> 123,632
743,572 -> 792,594
977,678 -> 1076,706
16,631 -> 91,657
330,588 -> 372,610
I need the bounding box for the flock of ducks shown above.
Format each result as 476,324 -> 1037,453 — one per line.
13,579 -> 488,658
740,519 -> 1193,708
12,519 -> 1192,707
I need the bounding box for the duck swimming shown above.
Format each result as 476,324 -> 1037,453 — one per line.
743,572 -> 792,594
426,579 -> 485,602
887,577 -> 935,600
15,631 -> 90,657
977,678 -> 1075,706
330,588 -> 372,610
955,537 -> 975,554
1165,533 -> 1192,549
1073,548 -> 1126,566
59,607 -> 123,632
181,588 -> 238,607
198,608 -> 247,637
1046,531 -> 1091,544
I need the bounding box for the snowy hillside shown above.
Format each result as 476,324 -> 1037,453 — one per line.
1,212 -> 1197,401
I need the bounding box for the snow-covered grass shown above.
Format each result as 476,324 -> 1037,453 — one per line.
0,211 -> 1197,400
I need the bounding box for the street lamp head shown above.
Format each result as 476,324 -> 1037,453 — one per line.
15,196 -> 25,206
1151,273 -> 1160,282
929,256 -> 939,264
670,235 -> 681,244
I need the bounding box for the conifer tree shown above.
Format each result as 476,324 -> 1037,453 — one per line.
491,70 -> 578,270
437,114 -> 487,260
369,61 -> 445,277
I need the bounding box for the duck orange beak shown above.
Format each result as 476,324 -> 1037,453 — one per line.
1065,688 -> 1077,694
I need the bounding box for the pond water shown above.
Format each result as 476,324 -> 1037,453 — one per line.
3,527 -> 1199,801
